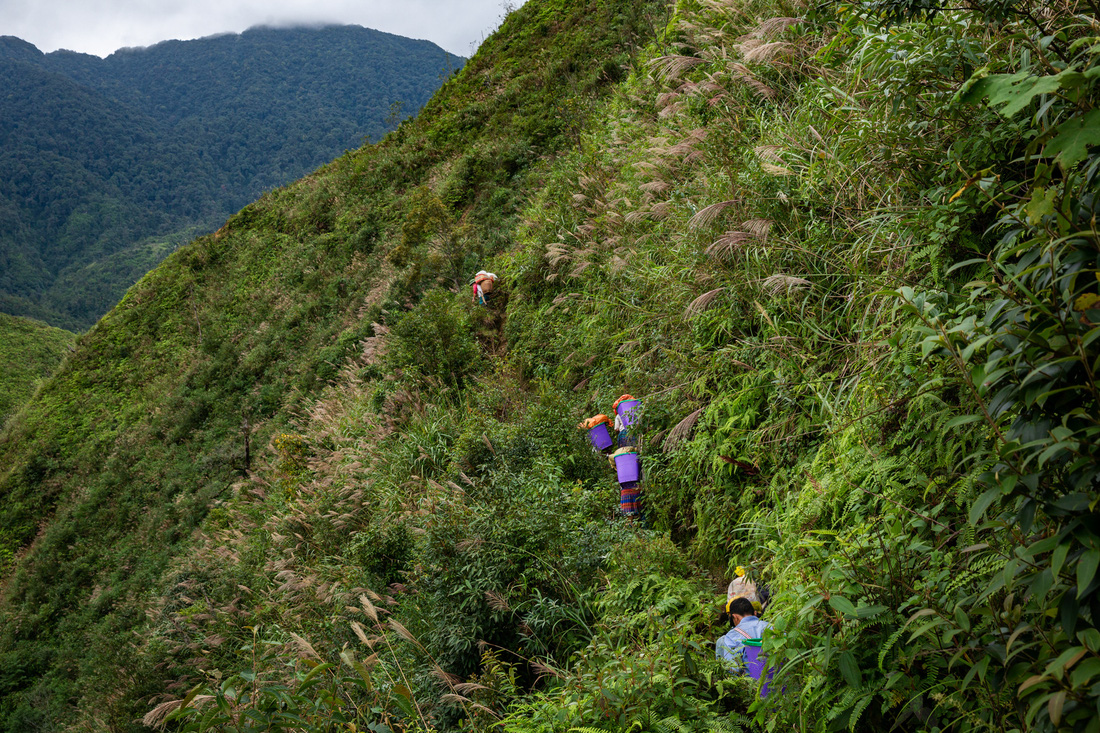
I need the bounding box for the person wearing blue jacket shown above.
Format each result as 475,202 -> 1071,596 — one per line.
716,597 -> 770,668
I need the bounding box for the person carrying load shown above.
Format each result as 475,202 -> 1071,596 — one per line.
727,565 -> 765,615
716,597 -> 774,696
579,414 -> 614,452
471,270 -> 499,305
612,394 -> 640,447
610,446 -> 642,518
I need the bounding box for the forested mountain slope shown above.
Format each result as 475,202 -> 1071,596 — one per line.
1,0 -> 1098,732
0,26 -> 462,330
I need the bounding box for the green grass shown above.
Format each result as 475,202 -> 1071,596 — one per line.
0,313 -> 76,426
0,0 -> 667,729
0,0 -> 1096,731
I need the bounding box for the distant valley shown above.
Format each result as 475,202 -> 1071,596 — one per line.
0,25 -> 463,331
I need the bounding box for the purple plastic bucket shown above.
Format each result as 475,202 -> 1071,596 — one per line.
615,452 -> 640,484
588,423 -> 613,450
616,399 -> 641,427
744,646 -> 774,698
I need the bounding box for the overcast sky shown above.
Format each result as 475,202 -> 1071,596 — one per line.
1,0 -> 526,58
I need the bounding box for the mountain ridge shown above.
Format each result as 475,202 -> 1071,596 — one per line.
0,25 -> 463,330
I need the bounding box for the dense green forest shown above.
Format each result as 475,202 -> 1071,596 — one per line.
0,314 -> 75,425
0,27 -> 462,330
0,0 -> 1098,731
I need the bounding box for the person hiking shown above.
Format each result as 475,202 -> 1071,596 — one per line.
471,270 -> 498,305
727,565 -> 764,614
716,596 -> 769,668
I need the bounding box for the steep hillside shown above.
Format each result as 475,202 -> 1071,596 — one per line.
0,1 -> 663,729
1,0 -> 1098,731
0,314 -> 75,426
0,26 -> 462,330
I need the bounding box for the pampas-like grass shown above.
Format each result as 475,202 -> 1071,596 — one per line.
744,218 -> 773,238
650,201 -> 677,220
486,589 -> 511,611
665,407 -> 706,449
706,231 -> 757,259
389,616 -> 418,647
761,162 -> 795,176
761,274 -> 811,295
431,664 -> 462,689
142,696 -> 214,729
742,41 -> 795,64
441,693 -> 472,705
728,62 -> 777,99
686,287 -> 728,314
649,54 -> 707,83
754,144 -> 785,162
359,594 -> 379,623
640,180 -> 671,193
531,659 -> 563,679
288,631 -> 322,661
688,200 -> 739,230
750,17 -> 803,39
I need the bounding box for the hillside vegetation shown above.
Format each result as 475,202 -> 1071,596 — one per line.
0,315 -> 75,425
0,26 -> 462,330
0,0 -> 1098,732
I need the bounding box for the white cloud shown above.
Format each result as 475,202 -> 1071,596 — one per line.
2,0 -> 521,57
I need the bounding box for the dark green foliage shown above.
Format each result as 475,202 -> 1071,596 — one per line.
0,26 -> 463,329
387,290 -> 483,391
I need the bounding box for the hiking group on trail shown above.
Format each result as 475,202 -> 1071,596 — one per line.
717,566 -> 774,694
580,394 -> 643,519
579,396 -> 774,690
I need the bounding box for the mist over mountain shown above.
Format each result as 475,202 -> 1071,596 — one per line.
0,26 -> 463,330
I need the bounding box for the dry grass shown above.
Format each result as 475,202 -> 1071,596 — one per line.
686,287 -> 729,315
688,200 -> 740,230
142,696 -> 215,729
761,274 -> 811,295
665,406 -> 706,449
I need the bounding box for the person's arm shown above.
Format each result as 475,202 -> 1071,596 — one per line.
715,628 -> 746,664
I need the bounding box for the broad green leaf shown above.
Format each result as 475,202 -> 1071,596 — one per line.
1079,628 -> 1100,652
1071,657 -> 1100,686
1053,542 -> 1071,577
970,487 -> 1003,524
838,650 -> 862,687
945,414 -> 982,429
1025,186 -> 1057,225
1018,673 -> 1048,694
1045,108 -> 1100,169
1007,624 -> 1032,656
960,70 -> 1063,116
828,595 -> 858,616
906,608 -> 938,625
1045,647 -> 1088,680
954,605 -> 971,632
1077,548 -> 1100,599
856,605 -> 887,619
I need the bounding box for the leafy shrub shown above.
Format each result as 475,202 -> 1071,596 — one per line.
387,290 -> 484,391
